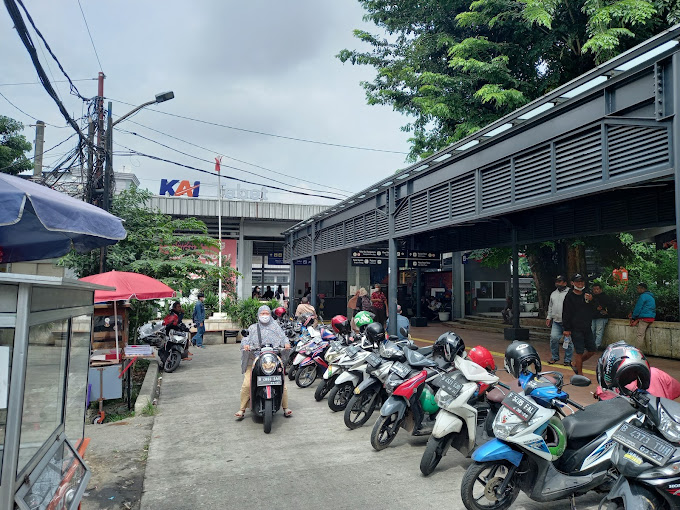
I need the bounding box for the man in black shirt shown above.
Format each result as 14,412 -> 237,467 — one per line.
562,274 -> 596,375
262,286 -> 274,300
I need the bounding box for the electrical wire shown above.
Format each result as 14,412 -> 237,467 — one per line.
113,143 -> 342,201
0,78 -> 95,87
0,91 -> 70,128
76,0 -> 103,72
106,97 -> 408,154
0,132 -> 78,172
121,117 -> 355,196
116,128 -> 350,198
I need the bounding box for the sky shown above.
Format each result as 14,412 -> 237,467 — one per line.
0,1 -> 411,206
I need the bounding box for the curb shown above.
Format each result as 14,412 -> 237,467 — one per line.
134,361 -> 159,415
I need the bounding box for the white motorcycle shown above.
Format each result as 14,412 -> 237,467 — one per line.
327,338 -> 376,412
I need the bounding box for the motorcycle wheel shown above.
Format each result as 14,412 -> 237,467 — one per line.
314,379 -> 331,401
460,461 -> 519,510
287,366 -> 297,381
295,365 -> 317,388
420,435 -> 449,476
344,389 -> 378,430
263,400 -> 273,434
370,413 -> 401,451
327,382 -> 354,412
163,351 -> 181,373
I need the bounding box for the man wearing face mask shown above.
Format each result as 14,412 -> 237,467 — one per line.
235,305 -> 292,420
562,274 -> 597,375
546,275 -> 572,366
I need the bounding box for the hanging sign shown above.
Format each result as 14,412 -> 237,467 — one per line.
268,252 -> 285,265
159,179 -> 201,197
294,258 -> 312,265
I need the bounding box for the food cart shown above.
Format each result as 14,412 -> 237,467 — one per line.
0,272 -> 113,509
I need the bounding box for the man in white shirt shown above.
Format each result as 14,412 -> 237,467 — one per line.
546,275 -> 573,365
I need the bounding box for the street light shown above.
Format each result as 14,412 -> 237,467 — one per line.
111,90 -> 174,127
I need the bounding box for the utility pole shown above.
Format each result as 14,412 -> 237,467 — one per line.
32,120 -> 45,179
100,101 -> 113,273
85,121 -> 95,204
94,71 -> 106,207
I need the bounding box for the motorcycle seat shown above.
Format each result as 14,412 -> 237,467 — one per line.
562,397 -> 635,442
417,346 -> 433,356
404,348 -> 437,368
487,386 -> 506,403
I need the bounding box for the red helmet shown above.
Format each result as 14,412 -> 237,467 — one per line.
331,315 -> 350,334
273,306 -> 286,319
468,346 -> 496,372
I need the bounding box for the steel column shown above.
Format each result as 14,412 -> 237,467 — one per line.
512,227 -> 520,330
289,263 -> 295,317
388,189 -> 398,335
672,53 -> 680,316
416,268 -> 422,317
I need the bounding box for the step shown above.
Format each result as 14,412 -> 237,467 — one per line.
443,321 -> 551,341
453,318 -> 550,333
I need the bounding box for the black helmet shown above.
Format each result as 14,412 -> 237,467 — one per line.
504,341 -> 542,378
365,322 -> 385,344
597,341 -> 650,395
434,332 -> 465,362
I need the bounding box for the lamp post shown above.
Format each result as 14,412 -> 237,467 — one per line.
111,91 -> 174,128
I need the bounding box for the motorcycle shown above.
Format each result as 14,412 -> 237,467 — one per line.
419,355 -> 507,476
327,337 -> 378,412
288,326 -> 323,382
241,329 -> 286,434
138,320 -> 189,373
460,372 -> 639,510
601,390 -> 680,510
370,346 -> 451,451
314,335 -> 355,402
294,328 -> 334,388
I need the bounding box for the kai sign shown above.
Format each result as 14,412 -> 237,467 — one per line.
160,179 -> 201,197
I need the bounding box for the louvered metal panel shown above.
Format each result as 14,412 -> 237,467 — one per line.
395,204 -> 409,232
481,161 -> 511,209
344,219 -> 354,245
364,211 -> 377,239
354,215 -> 365,243
573,204 -> 598,232
601,201 -> 628,229
555,128 -> 601,190
451,175 -> 476,218
429,185 -> 449,223
608,125 -> 669,176
376,212 -> 388,237
411,193 -> 428,227
514,146 -> 551,201
628,194 -> 659,226
533,215 -> 554,239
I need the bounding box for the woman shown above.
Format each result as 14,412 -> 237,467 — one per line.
235,305 -> 292,420
251,286 -> 261,299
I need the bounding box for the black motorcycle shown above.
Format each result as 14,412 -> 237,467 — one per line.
242,329 -> 286,434
138,321 -> 189,373
601,390 -> 680,510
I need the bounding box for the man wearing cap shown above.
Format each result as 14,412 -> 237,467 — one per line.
562,274 -> 597,375
192,291 -> 206,348
546,275 -> 572,366
631,282 -> 656,347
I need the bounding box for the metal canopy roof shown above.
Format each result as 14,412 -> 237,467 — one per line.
285,24 -> 680,260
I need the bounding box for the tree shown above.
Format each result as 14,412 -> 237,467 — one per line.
339,0 -> 679,160
0,115 -> 32,175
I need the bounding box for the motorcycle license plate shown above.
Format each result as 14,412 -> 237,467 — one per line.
438,374 -> 463,398
612,422 -> 675,466
346,344 -> 360,357
257,375 -> 282,386
390,361 -> 410,378
501,392 -> 538,422
365,352 -> 382,368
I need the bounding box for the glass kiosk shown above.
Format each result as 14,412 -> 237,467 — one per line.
0,272 -> 109,510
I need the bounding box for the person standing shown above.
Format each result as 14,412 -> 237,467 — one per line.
263,286 -> 274,300
252,286 -> 261,299
546,275 -> 572,365
501,296 -> 513,324
371,284 -> 388,326
630,282 -> 656,347
562,274 -> 596,375
591,283 -> 611,349
192,292 -> 206,349
386,304 -> 410,340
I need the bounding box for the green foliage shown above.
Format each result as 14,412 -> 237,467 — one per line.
234,298 -> 264,328
129,300 -> 161,343
202,291 -> 220,317
0,115 -> 32,175
141,400 -> 158,417
266,298 -> 281,312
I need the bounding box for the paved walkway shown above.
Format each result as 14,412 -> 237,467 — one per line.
140,343 -> 604,510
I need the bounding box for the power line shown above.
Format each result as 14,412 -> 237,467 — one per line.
0,91 -> 70,128
106,97 -> 408,154
0,78 -> 96,87
76,0 -> 103,72
116,128 -> 350,198
0,132 -> 78,172
113,144 -> 342,201
121,117 -> 355,196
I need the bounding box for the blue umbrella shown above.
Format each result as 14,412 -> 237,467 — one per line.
0,173 -> 127,263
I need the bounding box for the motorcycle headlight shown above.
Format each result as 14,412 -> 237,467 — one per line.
260,353 -> 277,375
493,407 -> 527,440
326,351 -> 342,363
435,388 -> 455,409
657,405 -> 680,443
385,376 -> 402,395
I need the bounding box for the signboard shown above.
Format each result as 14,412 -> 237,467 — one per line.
268,252 -> 285,265
223,184 -> 268,201
352,249 -> 388,258
408,251 -> 439,259
294,258 -> 312,265
408,259 -> 441,268
351,248 -> 441,267
462,253 -> 469,264
159,179 -> 201,197
352,257 -> 385,266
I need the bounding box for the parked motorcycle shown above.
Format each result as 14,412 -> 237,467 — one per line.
294,328 -> 334,388
241,329 -> 286,434
138,320 -> 189,373
314,335 -> 356,402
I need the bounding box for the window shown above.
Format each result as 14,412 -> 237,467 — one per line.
0,328 -> 14,477
65,315 -> 91,442
476,281 -> 508,300
18,319 -> 69,475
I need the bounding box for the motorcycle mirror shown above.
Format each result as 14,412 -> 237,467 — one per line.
399,327 -> 408,337
241,329 -> 249,337
570,374 -> 591,387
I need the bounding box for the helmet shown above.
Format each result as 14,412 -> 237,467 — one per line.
468,346 -> 496,372
273,306 -> 287,319
543,416 -> 568,460
596,341 -> 650,395
504,341 -> 541,378
365,322 -> 385,344
420,386 -> 438,414
434,332 -> 465,363
331,315 -> 351,335
354,311 -> 374,331
300,313 -> 315,328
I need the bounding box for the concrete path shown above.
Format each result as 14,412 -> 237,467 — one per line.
141,344 -> 604,510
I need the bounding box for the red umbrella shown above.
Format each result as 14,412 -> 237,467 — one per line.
80,270 -> 176,302
79,271 -> 176,362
